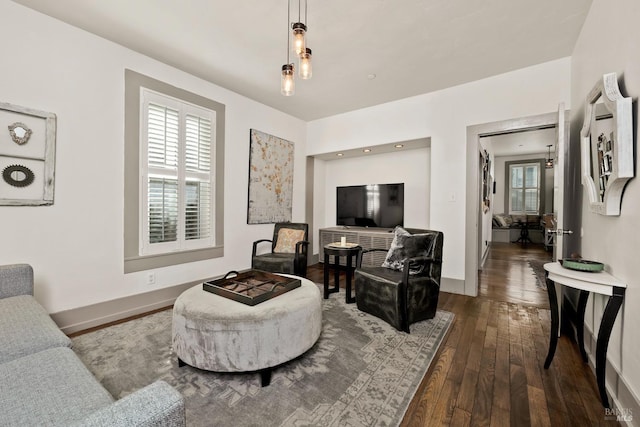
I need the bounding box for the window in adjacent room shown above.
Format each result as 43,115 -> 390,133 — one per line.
124,70 -> 225,273
509,162 -> 540,214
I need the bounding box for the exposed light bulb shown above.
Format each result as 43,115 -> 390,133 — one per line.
292,22 -> 306,56
281,64 -> 295,96
299,48 -> 312,79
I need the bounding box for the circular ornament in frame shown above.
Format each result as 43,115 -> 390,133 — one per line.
2,164 -> 35,187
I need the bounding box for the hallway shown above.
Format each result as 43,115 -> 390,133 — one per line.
478,242 -> 552,308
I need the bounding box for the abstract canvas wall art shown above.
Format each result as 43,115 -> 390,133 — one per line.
247,129 -> 294,224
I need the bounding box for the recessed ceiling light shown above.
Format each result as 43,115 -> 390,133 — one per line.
336,153 -> 344,157
363,148 -> 371,153
367,74 -> 376,80
394,144 -> 404,148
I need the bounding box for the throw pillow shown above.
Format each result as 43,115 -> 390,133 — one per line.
382,226 -> 434,274
273,228 -> 305,253
381,226 -> 411,270
493,214 -> 507,228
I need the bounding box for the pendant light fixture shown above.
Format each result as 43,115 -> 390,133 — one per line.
281,0 -> 313,95
280,0 -> 295,96
545,144 -> 554,169
299,48 -> 312,79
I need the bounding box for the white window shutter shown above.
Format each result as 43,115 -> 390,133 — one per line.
140,89 -> 215,255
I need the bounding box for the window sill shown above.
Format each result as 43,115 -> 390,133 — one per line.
124,245 -> 224,273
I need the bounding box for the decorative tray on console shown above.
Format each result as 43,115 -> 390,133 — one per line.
560,258 -> 604,273
203,270 -> 301,306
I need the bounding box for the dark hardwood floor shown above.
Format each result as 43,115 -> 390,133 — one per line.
309,242 -> 619,426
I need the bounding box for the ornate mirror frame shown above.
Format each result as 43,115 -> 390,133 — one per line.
580,73 -> 633,216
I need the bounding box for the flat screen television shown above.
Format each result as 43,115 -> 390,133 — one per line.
336,183 -> 404,228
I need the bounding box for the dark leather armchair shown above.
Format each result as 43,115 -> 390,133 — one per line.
354,228 -> 443,333
251,223 -> 309,277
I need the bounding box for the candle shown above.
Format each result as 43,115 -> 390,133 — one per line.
340,236 -> 346,246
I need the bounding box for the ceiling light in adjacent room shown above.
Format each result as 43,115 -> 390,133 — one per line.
546,144 -> 554,168
336,153 -> 344,157
394,144 -> 404,148
363,148 -> 371,153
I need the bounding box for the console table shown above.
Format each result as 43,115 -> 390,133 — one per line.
543,262 -> 626,408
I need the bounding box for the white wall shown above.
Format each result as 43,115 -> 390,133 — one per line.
0,2 -> 307,314
571,0 -> 640,414
313,148 -> 430,254
308,58 -> 571,286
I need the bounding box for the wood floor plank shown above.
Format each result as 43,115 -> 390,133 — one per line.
509,363 -> 531,426
470,324 -> 496,426
528,384 -> 552,427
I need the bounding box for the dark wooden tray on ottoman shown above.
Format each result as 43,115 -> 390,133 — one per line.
203,270 -> 301,306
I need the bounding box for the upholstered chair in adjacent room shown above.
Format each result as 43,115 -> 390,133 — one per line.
354,227 -> 443,333
251,223 -> 309,277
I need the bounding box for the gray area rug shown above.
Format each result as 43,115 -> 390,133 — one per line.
528,259 -> 549,290
72,285 -> 453,427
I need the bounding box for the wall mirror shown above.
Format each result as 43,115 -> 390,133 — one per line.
580,73 -> 633,215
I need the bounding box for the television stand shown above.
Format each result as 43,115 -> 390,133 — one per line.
319,227 -> 396,267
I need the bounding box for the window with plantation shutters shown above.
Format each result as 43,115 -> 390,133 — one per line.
140,89 -> 215,255
508,162 -> 540,215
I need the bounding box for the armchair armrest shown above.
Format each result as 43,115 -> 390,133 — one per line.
356,248 -> 388,268
0,264 -> 34,299
252,239 -> 273,257
294,240 -> 310,255
402,255 -> 441,282
73,381 -> 185,427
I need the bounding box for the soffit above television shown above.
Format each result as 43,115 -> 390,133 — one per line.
313,137 -> 430,161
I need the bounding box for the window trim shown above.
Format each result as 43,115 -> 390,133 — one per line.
124,70 -> 225,273
503,158 -> 546,216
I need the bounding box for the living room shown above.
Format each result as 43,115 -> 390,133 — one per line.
1,0 -> 639,425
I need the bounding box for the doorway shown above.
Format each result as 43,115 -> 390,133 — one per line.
464,111 -> 566,298
477,128 -> 555,304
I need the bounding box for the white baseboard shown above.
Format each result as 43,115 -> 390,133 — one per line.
51,281 -> 199,335
584,329 -> 640,425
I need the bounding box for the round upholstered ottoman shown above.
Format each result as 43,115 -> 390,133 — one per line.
172,275 -> 322,385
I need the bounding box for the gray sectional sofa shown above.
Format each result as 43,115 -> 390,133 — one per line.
0,264 -> 186,426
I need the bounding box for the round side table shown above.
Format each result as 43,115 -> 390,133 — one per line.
323,244 -> 361,304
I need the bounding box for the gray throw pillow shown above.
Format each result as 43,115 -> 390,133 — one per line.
382,226 -> 434,274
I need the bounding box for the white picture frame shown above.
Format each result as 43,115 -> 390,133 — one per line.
0,102 -> 56,206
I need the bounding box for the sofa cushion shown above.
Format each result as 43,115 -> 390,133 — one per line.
0,295 -> 72,364
0,347 -> 114,426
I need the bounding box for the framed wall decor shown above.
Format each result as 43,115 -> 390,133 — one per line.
580,73 -> 633,216
0,102 -> 57,206
247,129 -> 294,224
481,149 -> 491,213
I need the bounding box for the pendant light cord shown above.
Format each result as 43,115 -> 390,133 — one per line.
287,0 -> 291,64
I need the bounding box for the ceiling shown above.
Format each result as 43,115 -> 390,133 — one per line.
12,0 -> 592,121
483,128 -> 557,157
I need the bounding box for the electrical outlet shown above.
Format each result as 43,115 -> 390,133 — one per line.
147,272 -> 156,285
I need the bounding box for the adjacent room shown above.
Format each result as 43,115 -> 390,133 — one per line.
1,0 -> 638,425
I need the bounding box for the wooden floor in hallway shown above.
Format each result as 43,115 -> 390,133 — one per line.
310,242 -> 619,426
